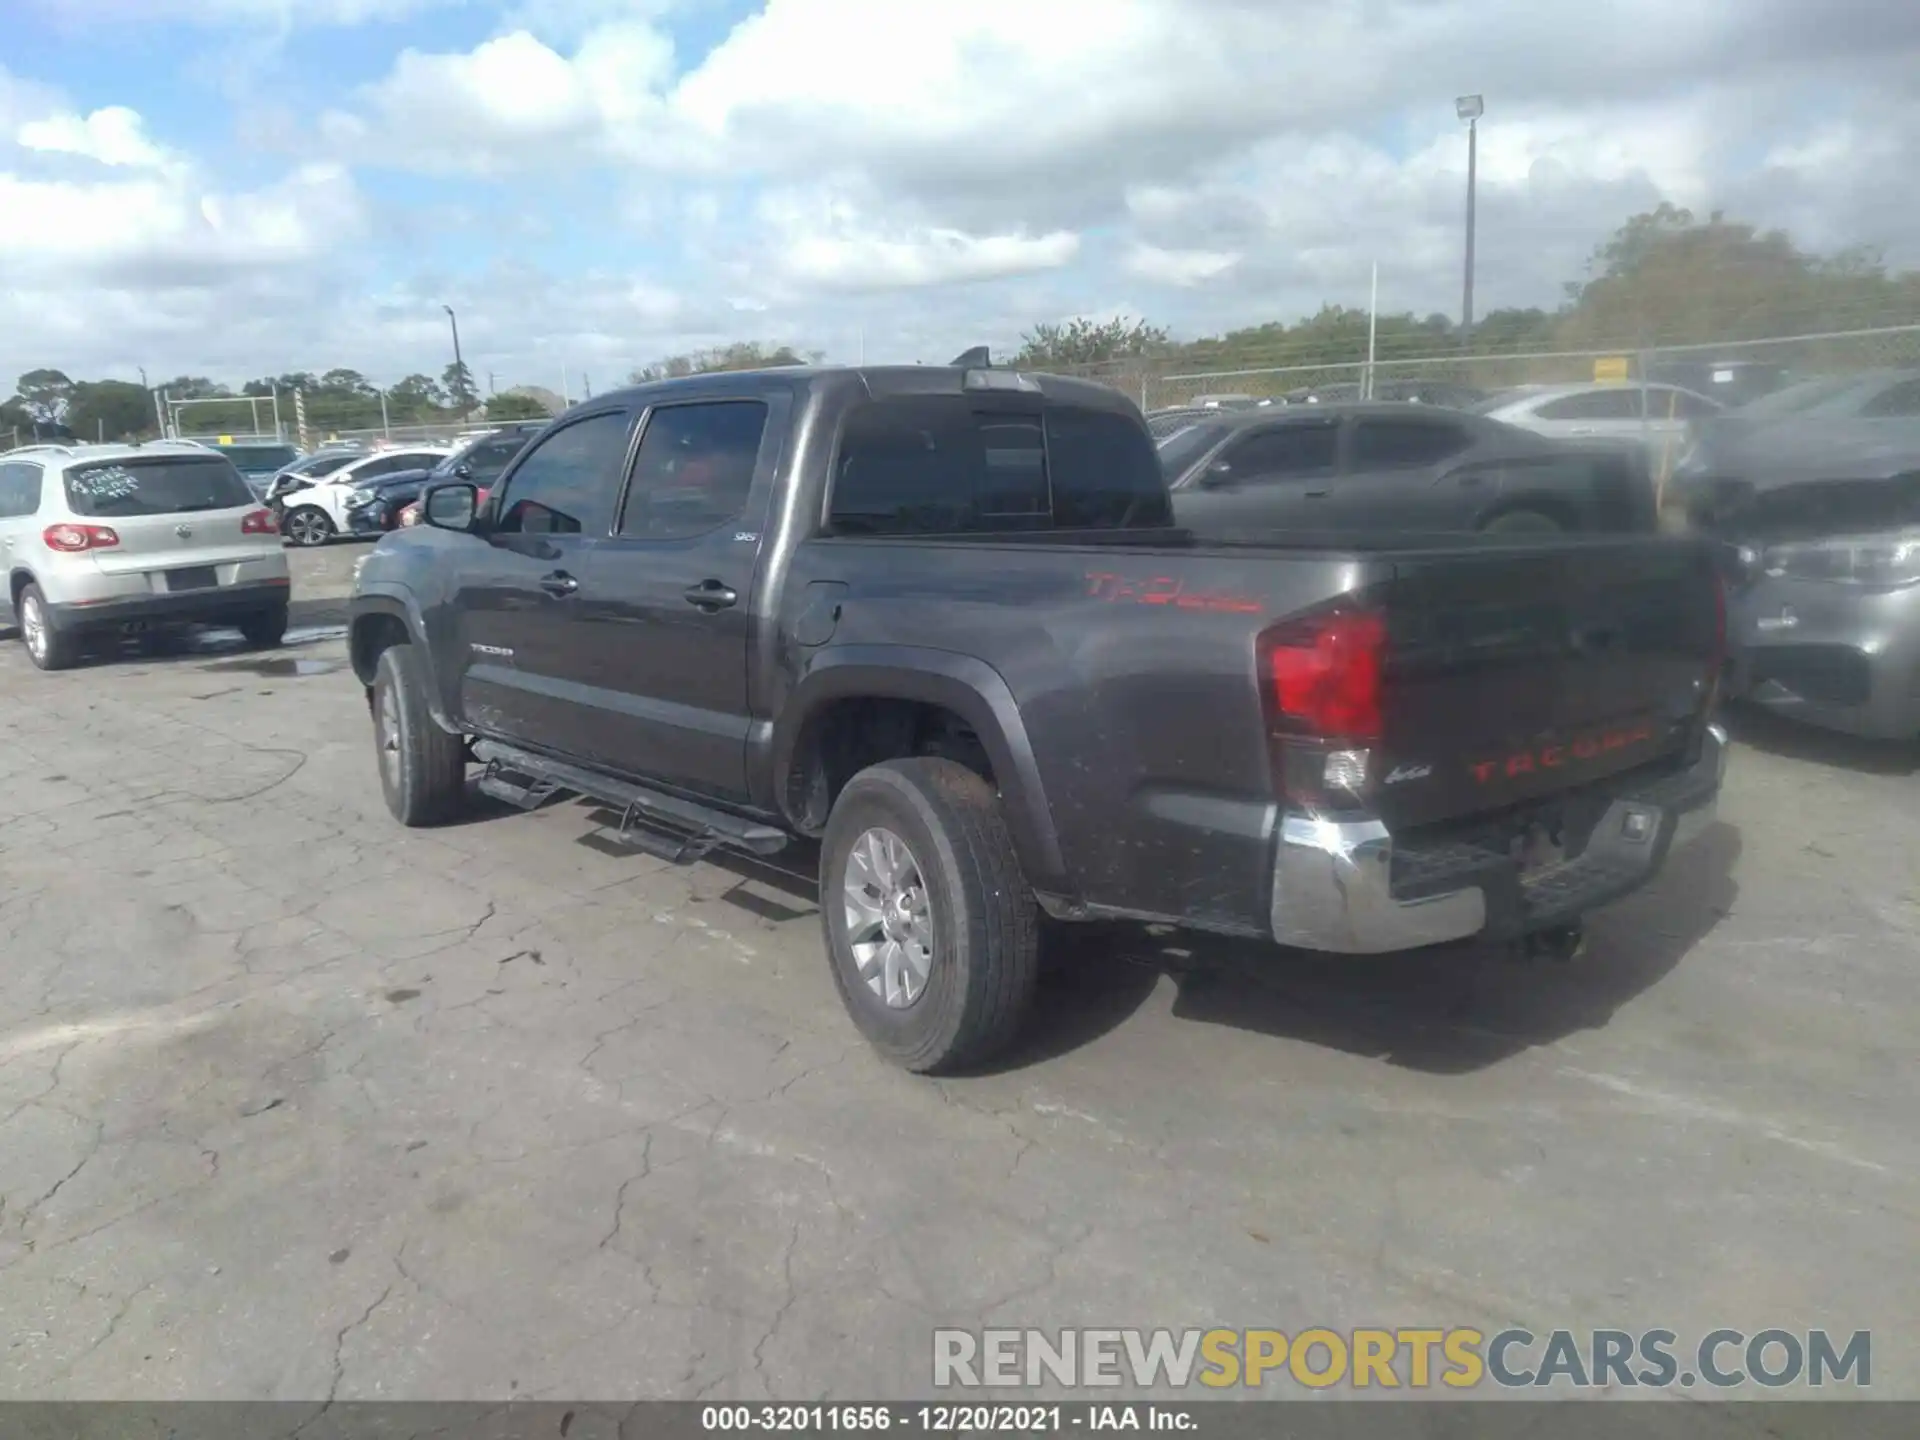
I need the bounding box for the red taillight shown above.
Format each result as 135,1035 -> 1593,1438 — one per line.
43,523 -> 119,552
1264,609 -> 1386,740
241,508 -> 278,536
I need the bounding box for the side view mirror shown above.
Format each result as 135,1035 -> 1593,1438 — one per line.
1200,461 -> 1237,489
453,462 -> 473,480
422,481 -> 481,533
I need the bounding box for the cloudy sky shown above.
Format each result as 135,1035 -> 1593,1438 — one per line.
4,0 -> 1917,393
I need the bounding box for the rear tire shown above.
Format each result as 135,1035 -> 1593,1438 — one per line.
239,605 -> 288,649
284,506 -> 335,547
820,757 -> 1039,1074
372,644 -> 467,826
17,584 -> 78,672
1482,508 -> 1563,535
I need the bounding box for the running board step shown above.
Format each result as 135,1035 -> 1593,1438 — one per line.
470,741 -> 789,863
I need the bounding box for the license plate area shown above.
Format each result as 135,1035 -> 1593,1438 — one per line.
165,566 -> 219,592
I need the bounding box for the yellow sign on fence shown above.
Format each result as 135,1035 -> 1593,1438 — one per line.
1592,357 -> 1631,382
217,434 -> 234,445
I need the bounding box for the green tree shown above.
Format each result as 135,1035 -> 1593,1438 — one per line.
157,375 -> 230,399
66,381 -> 155,443
319,368 -> 376,397
387,374 -> 445,419
16,368 -> 75,423
483,391 -> 552,421
1014,316 -> 1169,368
441,362 -> 479,416
1,394 -> 36,438
628,341 -> 818,384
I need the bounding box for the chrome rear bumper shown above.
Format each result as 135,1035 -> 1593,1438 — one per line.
1270,724 -> 1728,954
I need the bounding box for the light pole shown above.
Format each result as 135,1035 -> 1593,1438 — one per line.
1456,94 -> 1483,350
443,304 -> 468,421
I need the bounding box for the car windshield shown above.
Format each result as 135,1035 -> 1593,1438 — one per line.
64,457 -> 257,517
298,452 -> 358,477
1468,388 -> 1534,414
1155,421 -> 1232,479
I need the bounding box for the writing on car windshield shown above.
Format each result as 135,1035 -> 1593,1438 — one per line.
64,459 -> 256,517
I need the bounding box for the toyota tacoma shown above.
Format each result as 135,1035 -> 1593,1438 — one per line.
349,359 -> 1729,1072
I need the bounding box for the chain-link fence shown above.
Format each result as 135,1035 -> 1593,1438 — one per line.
1126,322 -> 1920,413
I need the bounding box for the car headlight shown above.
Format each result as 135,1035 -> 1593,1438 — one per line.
1762,531 -> 1920,587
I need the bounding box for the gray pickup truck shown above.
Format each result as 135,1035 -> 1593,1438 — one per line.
349,360 -> 1729,1072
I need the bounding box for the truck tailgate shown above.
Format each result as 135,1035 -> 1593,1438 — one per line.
1373,537 -> 1720,829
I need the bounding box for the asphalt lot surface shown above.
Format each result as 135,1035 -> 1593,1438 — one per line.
1,542 -> 1916,1402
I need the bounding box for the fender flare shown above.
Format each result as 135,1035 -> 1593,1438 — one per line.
349,586 -> 460,733
772,646 -> 1069,894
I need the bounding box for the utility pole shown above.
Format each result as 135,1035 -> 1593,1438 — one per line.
443,304 -> 469,421
1456,95 -> 1484,350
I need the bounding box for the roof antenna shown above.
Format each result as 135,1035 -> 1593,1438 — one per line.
949,346 -> 991,368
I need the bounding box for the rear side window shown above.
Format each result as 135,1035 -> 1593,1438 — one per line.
829,398 -> 1168,535
0,462 -> 43,518
1047,407 -> 1173,526
1350,418 -> 1472,468
1537,389 -> 1641,421
63,458 -> 256,517
619,400 -> 770,540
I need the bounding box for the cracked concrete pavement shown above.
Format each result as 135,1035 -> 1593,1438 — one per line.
1,545 -> 1916,1401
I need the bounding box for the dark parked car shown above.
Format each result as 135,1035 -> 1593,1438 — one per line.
350,360 -> 1726,1073
1282,380 -> 1489,409
1674,369 -> 1920,738
346,423 -> 544,535
1158,402 -> 1658,537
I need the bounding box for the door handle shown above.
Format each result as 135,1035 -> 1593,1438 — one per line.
539,571 -> 579,597
684,580 -> 738,611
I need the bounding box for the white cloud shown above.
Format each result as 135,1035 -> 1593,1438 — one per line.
9,1 -> 1920,388
17,105 -> 180,171
1123,244 -> 1239,288
320,24 -> 692,175
756,190 -> 1080,290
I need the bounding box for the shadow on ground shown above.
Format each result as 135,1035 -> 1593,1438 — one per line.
989,820 -> 1743,1076
1722,700 -> 1920,776
548,790 -> 1742,1078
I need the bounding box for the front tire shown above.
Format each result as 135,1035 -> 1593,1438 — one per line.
372,644 -> 468,826
820,757 -> 1039,1073
17,584 -> 78,671
284,506 -> 335,547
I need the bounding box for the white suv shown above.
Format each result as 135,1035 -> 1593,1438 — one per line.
0,441 -> 292,671
271,444 -> 451,547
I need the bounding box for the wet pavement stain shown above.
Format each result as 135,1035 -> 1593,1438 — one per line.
199,656 -> 343,678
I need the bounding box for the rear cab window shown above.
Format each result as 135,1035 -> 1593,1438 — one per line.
63,457 -> 257,517
827,397 -> 1172,535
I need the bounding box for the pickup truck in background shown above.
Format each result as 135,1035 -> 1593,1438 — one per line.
349,360 -> 1729,1073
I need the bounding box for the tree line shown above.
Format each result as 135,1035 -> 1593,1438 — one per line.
9,206 -> 1920,448
1012,205 -> 1920,376
0,362 -> 558,447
